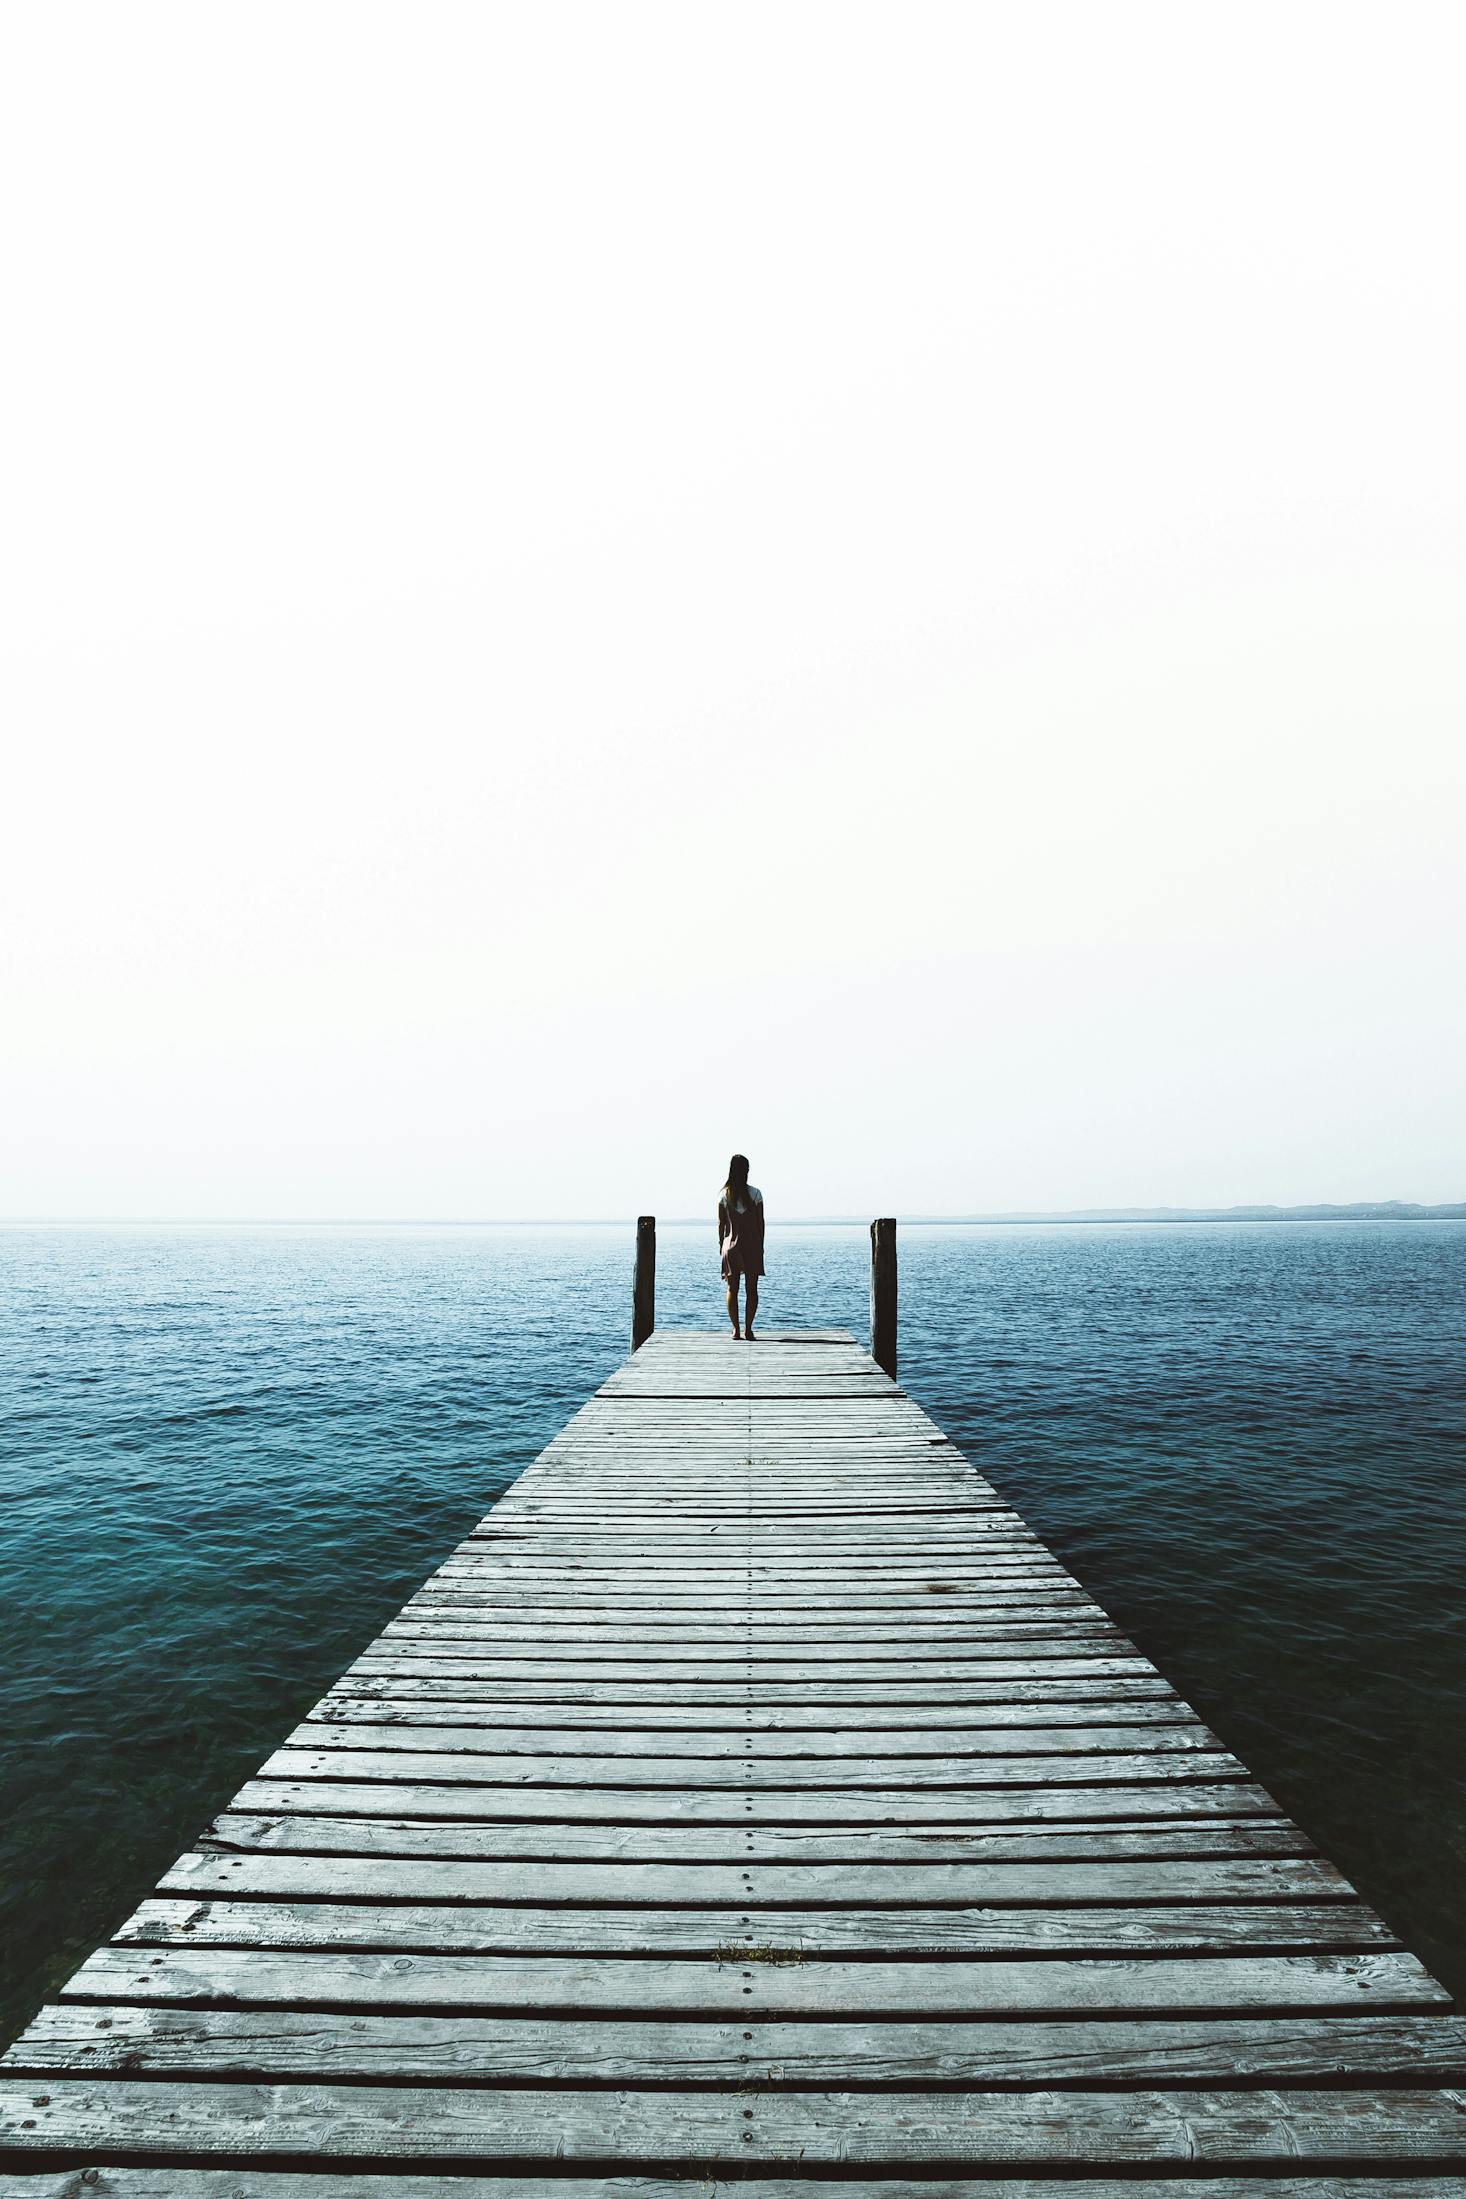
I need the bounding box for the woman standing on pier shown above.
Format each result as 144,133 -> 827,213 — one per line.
719,1153 -> 765,1340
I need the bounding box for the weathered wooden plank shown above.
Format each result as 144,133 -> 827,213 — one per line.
346,1655 -> 1150,1684
486,1439 -> 966,1464
479,1484 -> 1004,1493
459,1504 -> 1041,1521
199,1811 -> 1314,1862
604,1372 -> 899,1383
434,1575 -> 1080,1596
466,1528 -> 1029,1546
436,1574 -> 1072,1595
327,1680 -> 1186,1715
415,1581 -> 1088,1607
314,1693 -> 1196,1727
463,1521 -> 1036,1539
508,1468 -> 982,1476
13,2005 -> 1466,2086
6,2177 -> 1466,2199
492,1468 -> 975,1476
465,1495 -> 1008,1515
391,1612 -> 1110,1640
381,1617 -> 1121,1646
498,1503 -> 999,1513
417,1581 -> 1083,1603
4,2079 -> 1465,2167
334,1685 -> 1185,1712
463,1530 -> 1037,1548
492,1504 -> 997,1521
417,1583 -> 1085,1600
482,1498 -> 1014,1515
373,1634 -> 1132,1664
448,1565 -> 1054,1583
290,1718 -> 1221,1758
158,1849 -> 1349,1907
496,1487 -> 993,1497
459,1556 -> 1055,1570
600,1383 -> 899,1396
497,1499 -> 1001,1515
454,1608 -> 1101,1627
417,1586 -> 1086,1609
460,1537 -> 1043,1556
492,1521 -> 1019,1539
474,1475 -> 966,1494
445,1562 -> 1065,1584
463,1511 -> 1023,1523
478,1516 -> 1020,1531
235,1775 -> 1283,1824
491,1525 -> 1020,1540
500,1465 -> 982,1476
392,1606 -> 1116,1630
473,1520 -> 1031,1536
484,1462 -> 990,1473
61,1943 -> 1448,2016
261,1743 -> 1249,1788
511,1481 -> 991,1492
111,1897 -> 1397,1954
407,1592 -> 1095,1612
447,1523 -> 1059,1540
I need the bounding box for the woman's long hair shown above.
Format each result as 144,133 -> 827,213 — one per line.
723,1153 -> 752,1212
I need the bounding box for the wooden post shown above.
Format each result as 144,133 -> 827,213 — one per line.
632,1215 -> 656,1351
870,1216 -> 897,1379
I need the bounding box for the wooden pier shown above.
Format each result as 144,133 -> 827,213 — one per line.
4,1326 -> 1465,2193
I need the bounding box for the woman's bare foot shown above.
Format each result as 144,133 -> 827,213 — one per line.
746,1328 -> 757,1342
730,1326 -> 741,1339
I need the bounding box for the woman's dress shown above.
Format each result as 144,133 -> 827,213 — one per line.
719,1188 -> 765,1280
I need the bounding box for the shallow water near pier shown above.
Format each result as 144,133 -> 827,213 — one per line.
2,1217 -> 1464,2043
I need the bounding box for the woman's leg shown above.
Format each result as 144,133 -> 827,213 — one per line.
744,1275 -> 758,1338
726,1277 -> 741,1337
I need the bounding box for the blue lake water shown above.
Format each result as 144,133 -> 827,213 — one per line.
2,1218 -> 1464,2042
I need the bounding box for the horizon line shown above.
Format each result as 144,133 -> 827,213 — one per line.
3,1200 -> 1465,1229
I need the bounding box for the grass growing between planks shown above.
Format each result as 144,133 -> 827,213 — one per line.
713,1943 -> 807,1966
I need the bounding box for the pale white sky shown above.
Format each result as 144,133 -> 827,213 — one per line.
3,3 -> 1463,1219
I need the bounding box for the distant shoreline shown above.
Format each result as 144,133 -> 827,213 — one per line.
899,1202 -> 1466,1224
4,1203 -> 1465,1228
